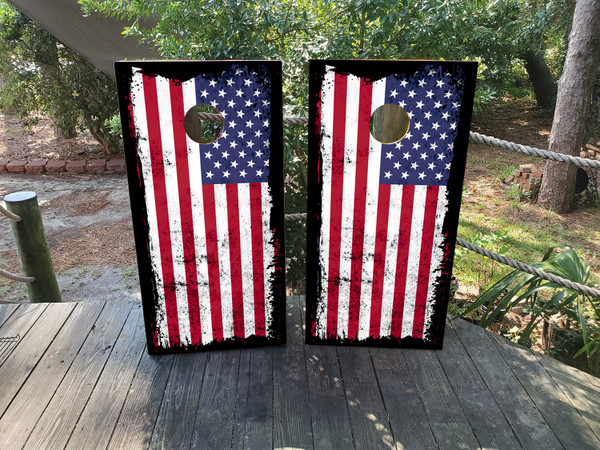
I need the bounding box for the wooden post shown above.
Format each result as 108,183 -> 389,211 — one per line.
4,191 -> 61,302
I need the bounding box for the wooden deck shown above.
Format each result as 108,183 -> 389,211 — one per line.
0,297 -> 598,449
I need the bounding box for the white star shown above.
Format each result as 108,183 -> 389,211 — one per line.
256,169 -> 263,177
399,100 -> 407,108
414,122 -> 422,130
218,89 -> 226,98
236,110 -> 245,119
424,111 -> 432,120
418,172 -> 426,180
395,141 -> 403,149
448,142 -> 454,150
223,170 -> 230,178
445,163 -> 451,170
411,162 -> 419,170
450,122 -> 457,130
227,100 -> 235,108
239,150 -> 247,158
437,153 -> 446,160
226,78 -> 234,86
247,160 -> 255,168
206,171 -> 213,179
432,122 -> 440,130
384,171 -> 392,179
235,68 -> 243,76
236,89 -> 243,97
434,101 -> 442,108
200,89 -> 208,98
422,132 -> 430,141
221,130 -> 228,139
240,169 -> 247,177
245,100 -> 253,108
264,159 -> 269,166
244,79 -> 252,86
452,102 -> 460,109
445,91 -> 452,99
205,151 -> 213,159
230,141 -> 238,149
418,79 -> 426,87
442,111 -> 450,120
403,152 -> 411,160
253,89 -> 261,97
405,132 -> 412,140
428,162 -> 435,170
214,161 -> 222,169
209,80 -> 217,87
210,100 -> 218,108
428,69 -> 437,76
229,120 -> 237,129
394,161 -> 401,169
440,132 -> 447,140
420,152 -> 428,160
430,142 -> 438,151
254,130 -> 262,138
247,140 -> 255,148
231,160 -> 239,168
254,110 -> 262,118
401,171 -> 409,179
263,119 -> 270,127
426,90 -> 434,99
262,99 -> 270,107
416,101 -> 424,109
436,172 -> 443,180
263,141 -> 269,148
400,79 -> 408,88
436,80 -> 445,88
246,120 -> 254,128
386,151 -> 393,159
413,142 -> 421,150
238,130 -> 246,139
408,90 -> 416,98
222,150 -> 229,159
407,111 -> 414,119
390,89 -> 398,98
256,150 -> 263,158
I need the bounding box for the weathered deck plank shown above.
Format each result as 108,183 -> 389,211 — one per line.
0,298 -> 597,450
24,301 -> 136,450
0,302 -> 104,449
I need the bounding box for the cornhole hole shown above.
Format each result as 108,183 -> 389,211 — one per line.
115,61 -> 285,354
306,60 -> 477,348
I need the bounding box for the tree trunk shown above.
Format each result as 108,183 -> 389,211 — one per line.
522,49 -> 557,109
537,0 -> 600,212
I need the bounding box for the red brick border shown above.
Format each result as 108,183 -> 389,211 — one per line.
0,158 -> 127,175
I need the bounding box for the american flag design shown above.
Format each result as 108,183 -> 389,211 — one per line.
116,61 -> 285,353
307,60 -> 477,348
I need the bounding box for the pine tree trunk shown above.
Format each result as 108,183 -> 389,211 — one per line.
537,0 -> 600,212
522,49 -> 557,109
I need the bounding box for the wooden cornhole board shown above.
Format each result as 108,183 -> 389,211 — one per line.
115,61 -> 285,354
306,60 -> 477,348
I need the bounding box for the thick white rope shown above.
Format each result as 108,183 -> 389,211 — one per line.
0,267 -> 34,283
0,204 -> 21,222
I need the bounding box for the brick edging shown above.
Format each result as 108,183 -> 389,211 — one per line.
0,158 -> 126,174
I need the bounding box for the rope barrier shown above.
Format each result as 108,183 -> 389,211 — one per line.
469,132 -> 600,169
0,267 -> 34,283
0,204 -> 21,222
283,213 -> 600,298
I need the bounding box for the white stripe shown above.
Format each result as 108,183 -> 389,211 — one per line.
155,76 -> 191,346
379,185 -> 403,337
182,78 -> 213,344
401,185 -> 428,338
261,182 -> 275,336
336,73 -> 360,339
315,66 -> 336,339
213,184 -> 234,339
357,78 -> 386,340
130,69 -> 169,348
423,186 -> 449,341
238,184 -> 255,338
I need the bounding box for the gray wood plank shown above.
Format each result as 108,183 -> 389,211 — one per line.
0,302 -> 104,449
533,347 -> 600,442
0,302 -> 72,416
369,348 -> 437,449
232,346 -> 274,450
489,331 -> 599,449
65,303 -> 145,450
147,350 -> 207,450
305,333 -> 353,449
452,317 -> 563,449
107,350 -> 176,449
273,295 -> 313,449
24,301 -> 135,450
336,346 -> 396,449
438,323 -> 522,449
0,303 -> 20,328
189,350 -> 241,450
0,303 -> 47,369
402,345 -> 481,449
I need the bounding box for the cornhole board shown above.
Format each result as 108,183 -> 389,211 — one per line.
306,60 -> 477,348
115,61 -> 285,354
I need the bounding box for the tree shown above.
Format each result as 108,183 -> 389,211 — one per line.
537,0 -> 600,212
0,2 -> 121,154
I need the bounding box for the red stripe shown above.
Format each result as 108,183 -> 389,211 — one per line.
412,186 -> 439,339
369,183 -> 391,339
169,80 -> 202,346
202,184 -> 224,342
142,74 -> 180,347
226,184 -> 245,338
249,183 -> 266,336
347,79 -> 374,341
325,72 -> 348,339
390,185 -> 414,338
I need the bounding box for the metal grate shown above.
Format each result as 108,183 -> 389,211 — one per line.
0,335 -> 20,364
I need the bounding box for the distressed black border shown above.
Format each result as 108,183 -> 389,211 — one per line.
306,60 -> 477,349
115,60 -> 285,354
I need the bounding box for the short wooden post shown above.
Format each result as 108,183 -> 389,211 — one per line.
4,191 -> 61,302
